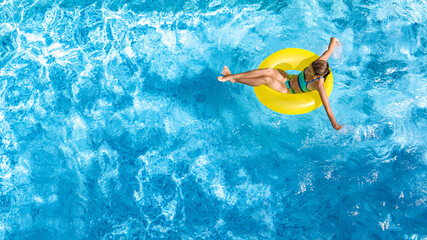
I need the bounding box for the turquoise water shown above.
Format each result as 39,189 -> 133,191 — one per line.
0,0 -> 426,239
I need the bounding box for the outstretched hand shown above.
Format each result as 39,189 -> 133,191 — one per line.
331,37 -> 341,46
334,124 -> 344,130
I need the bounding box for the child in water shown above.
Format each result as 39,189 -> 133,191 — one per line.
218,37 -> 344,130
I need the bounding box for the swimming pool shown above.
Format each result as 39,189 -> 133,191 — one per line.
0,0 -> 426,238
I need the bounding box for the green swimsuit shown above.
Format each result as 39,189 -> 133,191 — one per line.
285,74 -> 296,93
286,67 -> 323,94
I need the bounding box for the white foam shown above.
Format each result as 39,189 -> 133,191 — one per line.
162,199 -> 177,221
331,44 -> 343,59
138,150 -> 173,175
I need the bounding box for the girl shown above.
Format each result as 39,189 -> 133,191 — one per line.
218,37 -> 344,130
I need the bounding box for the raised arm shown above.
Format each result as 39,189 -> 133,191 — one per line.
315,79 -> 343,130
318,37 -> 341,61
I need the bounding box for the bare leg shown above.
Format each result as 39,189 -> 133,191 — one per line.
218,68 -> 272,83
218,67 -> 289,93
236,75 -> 289,93
234,76 -> 268,86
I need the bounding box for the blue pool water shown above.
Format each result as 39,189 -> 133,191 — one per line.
0,0 -> 426,239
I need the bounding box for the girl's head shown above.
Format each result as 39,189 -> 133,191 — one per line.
310,59 -> 330,78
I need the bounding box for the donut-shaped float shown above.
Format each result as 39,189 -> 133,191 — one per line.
254,48 -> 333,115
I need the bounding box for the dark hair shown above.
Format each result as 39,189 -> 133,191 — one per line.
312,60 -> 330,78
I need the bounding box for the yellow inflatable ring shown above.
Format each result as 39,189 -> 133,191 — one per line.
254,48 -> 333,115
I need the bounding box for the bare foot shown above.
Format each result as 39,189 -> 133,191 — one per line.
221,66 -> 231,76
218,66 -> 235,82
217,76 -> 232,82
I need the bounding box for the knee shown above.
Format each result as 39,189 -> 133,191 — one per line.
262,76 -> 273,84
264,68 -> 275,76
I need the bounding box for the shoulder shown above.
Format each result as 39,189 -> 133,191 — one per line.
313,77 -> 325,91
